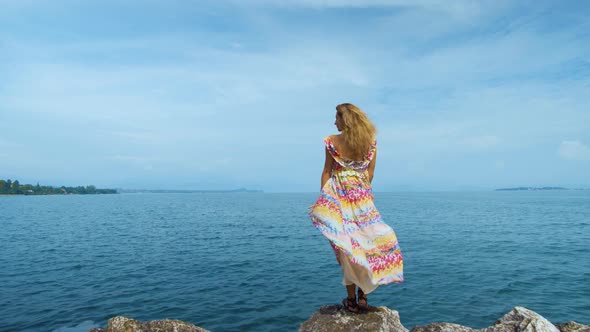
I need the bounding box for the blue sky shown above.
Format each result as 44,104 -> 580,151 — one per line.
1,0 -> 589,192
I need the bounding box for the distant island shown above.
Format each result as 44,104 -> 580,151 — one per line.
495,186 -> 568,191
119,188 -> 263,194
0,179 -> 117,195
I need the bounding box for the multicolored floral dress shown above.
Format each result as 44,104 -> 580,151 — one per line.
309,136 -> 404,294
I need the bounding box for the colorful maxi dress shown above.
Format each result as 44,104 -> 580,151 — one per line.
309,136 -> 404,294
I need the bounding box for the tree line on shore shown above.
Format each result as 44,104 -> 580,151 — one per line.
0,179 -> 117,195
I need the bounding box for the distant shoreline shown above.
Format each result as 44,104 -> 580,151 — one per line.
0,189 -> 263,196
0,193 -> 117,196
495,186 -> 571,191
1,179 -> 117,195
119,188 -> 263,194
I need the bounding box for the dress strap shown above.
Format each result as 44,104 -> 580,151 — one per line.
366,140 -> 377,161
324,136 -> 377,166
323,136 -> 332,150
324,136 -> 341,161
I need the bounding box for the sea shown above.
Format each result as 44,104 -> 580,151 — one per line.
1,191 -> 589,331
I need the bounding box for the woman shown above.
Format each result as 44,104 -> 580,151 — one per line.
309,103 -> 404,313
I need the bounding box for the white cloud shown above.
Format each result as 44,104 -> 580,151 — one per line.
230,0 -> 494,18
558,141 -> 590,161
0,37 -> 373,150
1,1 -> 589,190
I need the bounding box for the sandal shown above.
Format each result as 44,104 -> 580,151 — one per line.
358,291 -> 368,311
342,297 -> 359,313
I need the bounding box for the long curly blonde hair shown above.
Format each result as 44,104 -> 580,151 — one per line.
336,103 -> 377,160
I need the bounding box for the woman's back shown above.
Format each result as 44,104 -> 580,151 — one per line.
330,134 -> 371,162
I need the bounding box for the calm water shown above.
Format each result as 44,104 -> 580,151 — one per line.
1,191 -> 589,331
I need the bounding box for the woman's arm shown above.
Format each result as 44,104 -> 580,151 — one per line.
367,149 -> 377,184
320,147 -> 334,190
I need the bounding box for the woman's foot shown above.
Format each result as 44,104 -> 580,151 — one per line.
342,297 -> 359,313
357,290 -> 368,311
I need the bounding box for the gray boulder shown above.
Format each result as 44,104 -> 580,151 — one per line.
481,306 -> 559,332
556,321 -> 590,332
301,305 -> 590,332
89,306 -> 590,332
411,323 -> 477,332
89,316 -> 209,332
298,305 -> 409,332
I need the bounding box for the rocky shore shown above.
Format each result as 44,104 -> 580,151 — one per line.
90,306 -> 589,332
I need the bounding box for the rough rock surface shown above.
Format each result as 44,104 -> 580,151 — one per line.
89,306 -> 590,332
481,306 -> 560,332
300,305 -> 590,332
88,316 -> 209,332
298,304 -> 409,332
411,323 -> 477,332
556,322 -> 590,332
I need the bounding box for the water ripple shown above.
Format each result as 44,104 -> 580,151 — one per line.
1,191 -> 589,331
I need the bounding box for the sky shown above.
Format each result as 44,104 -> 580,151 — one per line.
1,0 -> 589,192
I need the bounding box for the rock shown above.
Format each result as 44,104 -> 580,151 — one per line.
301,305 -> 589,332
298,304 -> 409,332
410,306 -> 565,332
556,322 -> 590,332
89,306 -> 590,332
100,316 -> 209,332
482,306 -> 559,332
411,323 -> 477,332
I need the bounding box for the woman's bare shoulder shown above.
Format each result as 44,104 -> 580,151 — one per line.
329,134 -> 342,141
